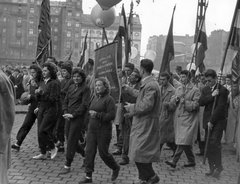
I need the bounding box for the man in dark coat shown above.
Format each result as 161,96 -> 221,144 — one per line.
198,69 -> 228,178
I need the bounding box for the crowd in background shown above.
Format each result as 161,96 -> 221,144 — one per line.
0,58 -> 240,184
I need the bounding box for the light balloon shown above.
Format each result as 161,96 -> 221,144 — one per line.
91,4 -> 116,28
191,43 -> 202,54
186,62 -> 196,71
144,50 -> 156,61
96,0 -> 122,10
130,47 -> 138,59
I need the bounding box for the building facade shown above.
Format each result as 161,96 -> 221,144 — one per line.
0,0 -> 142,66
147,30 -> 229,73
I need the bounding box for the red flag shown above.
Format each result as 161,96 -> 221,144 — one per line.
78,31 -> 88,68
114,4 -> 127,68
36,0 -> 51,65
229,0 -> 240,98
159,6 -> 175,75
125,1 -> 133,64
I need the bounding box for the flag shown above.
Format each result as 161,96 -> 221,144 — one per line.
78,31 -> 88,68
194,20 -> 208,73
229,0 -> 240,99
64,50 -> 73,61
125,1 -> 133,64
36,0 -> 51,65
113,4 -> 127,68
159,6 -> 175,74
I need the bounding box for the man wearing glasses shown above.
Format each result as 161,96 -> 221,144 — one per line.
198,69 -> 228,178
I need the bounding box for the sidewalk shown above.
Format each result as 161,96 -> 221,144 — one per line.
9,113 -> 240,184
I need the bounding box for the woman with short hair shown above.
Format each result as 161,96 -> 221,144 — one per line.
79,77 -> 120,183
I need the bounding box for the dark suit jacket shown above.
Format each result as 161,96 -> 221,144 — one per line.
198,84 -> 228,129
14,74 -> 24,99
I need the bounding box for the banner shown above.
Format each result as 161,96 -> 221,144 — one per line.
95,42 -> 120,102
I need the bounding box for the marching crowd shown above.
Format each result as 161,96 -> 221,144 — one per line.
0,57 -> 240,184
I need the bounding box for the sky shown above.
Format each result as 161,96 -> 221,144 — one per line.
56,0 -> 237,55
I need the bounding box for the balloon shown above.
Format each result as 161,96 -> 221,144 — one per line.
144,50 -> 156,61
91,4 -> 116,28
186,62 -> 196,71
96,0 -> 122,10
191,43 -> 202,54
130,47 -> 138,59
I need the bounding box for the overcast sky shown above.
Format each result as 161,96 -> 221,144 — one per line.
55,0 -> 237,54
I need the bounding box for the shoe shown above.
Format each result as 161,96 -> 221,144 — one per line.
51,147 -> 58,159
11,144 -> 20,151
183,163 -> 196,167
205,170 -> 214,176
111,165 -> 120,181
78,176 -> 93,183
112,149 -> 122,155
59,167 -> 71,175
32,154 -> 47,160
196,152 -> 204,156
212,167 -> 223,178
119,159 -> 129,165
134,180 -> 147,184
147,174 -> 160,184
165,160 -> 176,168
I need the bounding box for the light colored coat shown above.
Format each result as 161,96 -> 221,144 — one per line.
129,76 -> 161,163
0,70 -> 15,184
159,83 -> 176,144
171,83 -> 200,145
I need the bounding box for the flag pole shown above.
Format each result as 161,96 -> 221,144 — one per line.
188,1 -> 208,75
202,0 -> 240,165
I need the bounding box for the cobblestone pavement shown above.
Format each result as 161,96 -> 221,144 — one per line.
8,105 -> 240,184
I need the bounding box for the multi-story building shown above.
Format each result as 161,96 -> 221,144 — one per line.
147,30 -> 229,73
0,0 -> 142,66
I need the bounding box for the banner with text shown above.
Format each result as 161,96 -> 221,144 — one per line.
95,42 -> 121,102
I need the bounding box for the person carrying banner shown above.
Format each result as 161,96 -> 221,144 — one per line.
0,69 -> 15,184
165,70 -> 200,169
158,71 -> 177,156
124,59 -> 160,184
198,69 -> 228,178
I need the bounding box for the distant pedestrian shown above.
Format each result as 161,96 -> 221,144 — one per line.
79,77 -> 120,183
0,69 -> 15,184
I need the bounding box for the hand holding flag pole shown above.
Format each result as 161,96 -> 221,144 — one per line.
202,0 -> 240,165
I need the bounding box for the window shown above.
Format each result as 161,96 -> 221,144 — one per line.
17,40 -> 21,45
29,20 -> 34,25
67,31 -> 71,37
29,41 -> 33,46
17,28 -> 21,35
76,12 -> 80,17
3,28 -> 6,33
75,22 -> 80,27
30,0 -> 34,3
55,18 -> 58,23
17,18 -> 22,23
54,45 -> 57,50
67,21 -> 72,27
30,8 -> 34,14
29,29 -> 34,35
75,42 -> 78,49
66,42 -> 71,48
54,27 -> 58,32
75,33 -> 79,38
54,36 -> 57,41
2,38 -> 6,44
3,17 -> 7,22
67,10 -> 72,16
